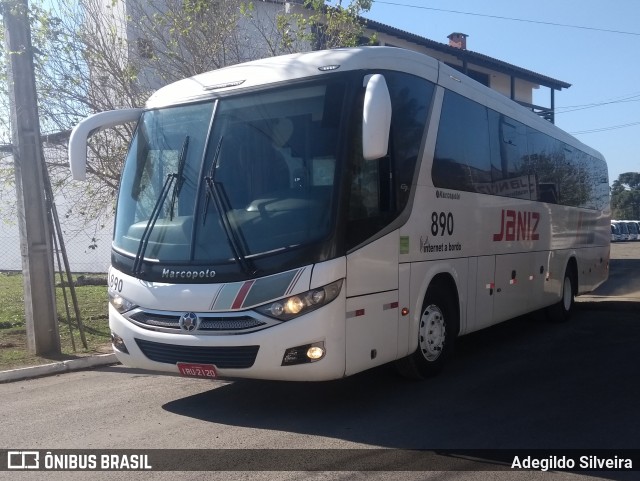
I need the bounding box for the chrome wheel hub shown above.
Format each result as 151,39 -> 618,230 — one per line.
419,304 -> 446,362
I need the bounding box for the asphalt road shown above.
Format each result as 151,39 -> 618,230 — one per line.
1,242 -> 639,481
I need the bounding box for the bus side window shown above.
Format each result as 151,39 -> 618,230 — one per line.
433,90 -> 492,194
527,128 -> 561,204
347,72 -> 434,249
492,114 -> 531,200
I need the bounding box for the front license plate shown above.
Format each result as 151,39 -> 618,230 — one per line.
177,362 -> 218,379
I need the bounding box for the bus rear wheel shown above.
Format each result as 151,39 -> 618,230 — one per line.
546,267 -> 576,322
396,283 -> 457,379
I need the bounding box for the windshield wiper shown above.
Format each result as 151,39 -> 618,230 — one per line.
169,136 -> 189,220
132,136 -> 189,275
202,136 -> 256,276
132,172 -> 176,276
202,135 -> 223,226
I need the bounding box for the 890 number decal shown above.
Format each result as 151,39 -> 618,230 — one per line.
109,274 -> 123,293
431,211 -> 454,236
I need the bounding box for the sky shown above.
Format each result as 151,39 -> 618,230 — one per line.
359,0 -> 640,185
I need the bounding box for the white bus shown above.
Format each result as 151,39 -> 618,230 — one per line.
69,47 -> 610,381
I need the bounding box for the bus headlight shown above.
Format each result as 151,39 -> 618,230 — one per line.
109,292 -> 137,314
255,279 -> 343,321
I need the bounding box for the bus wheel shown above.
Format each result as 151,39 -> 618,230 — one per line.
396,283 -> 457,379
546,267 -> 575,322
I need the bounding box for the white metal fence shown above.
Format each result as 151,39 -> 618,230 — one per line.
0,152 -> 112,274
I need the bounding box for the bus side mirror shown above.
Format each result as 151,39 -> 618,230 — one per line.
362,74 -> 391,161
68,108 -> 143,180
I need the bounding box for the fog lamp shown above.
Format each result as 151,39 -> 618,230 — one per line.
111,331 -> 129,354
282,341 -> 325,366
306,346 -> 325,360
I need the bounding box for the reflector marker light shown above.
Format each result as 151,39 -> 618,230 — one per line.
486,283 -> 495,289
383,302 -> 399,311
203,80 -> 246,91
347,309 -> 365,319
509,279 -> 518,285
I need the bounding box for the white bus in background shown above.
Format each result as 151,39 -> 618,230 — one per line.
623,221 -> 639,241
613,221 -> 631,241
69,47 -> 610,381
611,223 -> 622,242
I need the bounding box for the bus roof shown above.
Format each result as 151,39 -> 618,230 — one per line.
145,46 -> 604,162
146,47 -> 439,109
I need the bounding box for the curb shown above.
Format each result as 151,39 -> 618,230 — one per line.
576,297 -> 640,312
0,353 -> 119,384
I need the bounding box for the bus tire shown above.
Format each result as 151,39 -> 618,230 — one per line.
546,266 -> 576,322
396,283 -> 458,379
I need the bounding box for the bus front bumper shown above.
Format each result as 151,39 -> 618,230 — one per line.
108,295 -> 347,382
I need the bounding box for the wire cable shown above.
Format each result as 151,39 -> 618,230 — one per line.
571,121 -> 640,135
371,1 -> 640,36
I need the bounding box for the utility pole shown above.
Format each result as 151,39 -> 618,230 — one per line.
3,0 -> 60,355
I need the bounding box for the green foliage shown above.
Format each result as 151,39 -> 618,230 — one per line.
611,172 -> 640,219
278,0 -> 375,52
0,272 -> 110,369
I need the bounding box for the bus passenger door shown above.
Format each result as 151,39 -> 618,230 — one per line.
344,232 -> 399,376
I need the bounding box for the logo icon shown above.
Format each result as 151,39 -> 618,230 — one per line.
7,451 -> 39,470
179,312 -> 200,332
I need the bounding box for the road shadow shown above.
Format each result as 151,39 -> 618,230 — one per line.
590,259 -> 640,298
161,308 -> 640,479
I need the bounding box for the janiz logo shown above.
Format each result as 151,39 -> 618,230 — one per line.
493,209 -> 540,242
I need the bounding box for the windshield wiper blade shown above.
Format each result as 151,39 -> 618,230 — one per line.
169,136 -> 189,220
202,135 -> 223,226
201,136 -> 255,276
203,178 -> 255,276
132,172 -> 176,276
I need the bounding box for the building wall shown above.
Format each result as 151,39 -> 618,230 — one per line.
374,31 -> 535,104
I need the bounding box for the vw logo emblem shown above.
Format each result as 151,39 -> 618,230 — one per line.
179,312 -> 200,332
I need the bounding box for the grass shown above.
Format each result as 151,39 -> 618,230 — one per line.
0,271 -> 112,371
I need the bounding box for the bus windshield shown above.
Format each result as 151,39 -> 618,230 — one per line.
113,78 -> 349,279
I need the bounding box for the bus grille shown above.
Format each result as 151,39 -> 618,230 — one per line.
129,311 -> 266,332
135,339 -> 259,369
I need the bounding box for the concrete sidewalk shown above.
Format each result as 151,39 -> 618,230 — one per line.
0,353 -> 118,383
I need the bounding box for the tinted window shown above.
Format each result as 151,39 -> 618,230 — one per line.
527,128 -> 561,203
432,89 -> 607,210
433,90 -> 491,193
489,112 -> 533,200
387,72 -> 435,211
347,71 -> 434,248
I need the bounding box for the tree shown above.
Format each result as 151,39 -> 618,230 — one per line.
278,0 -> 375,51
0,0 -> 375,228
611,172 -> 640,219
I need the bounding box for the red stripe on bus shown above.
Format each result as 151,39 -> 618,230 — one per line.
232,280 -> 255,309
